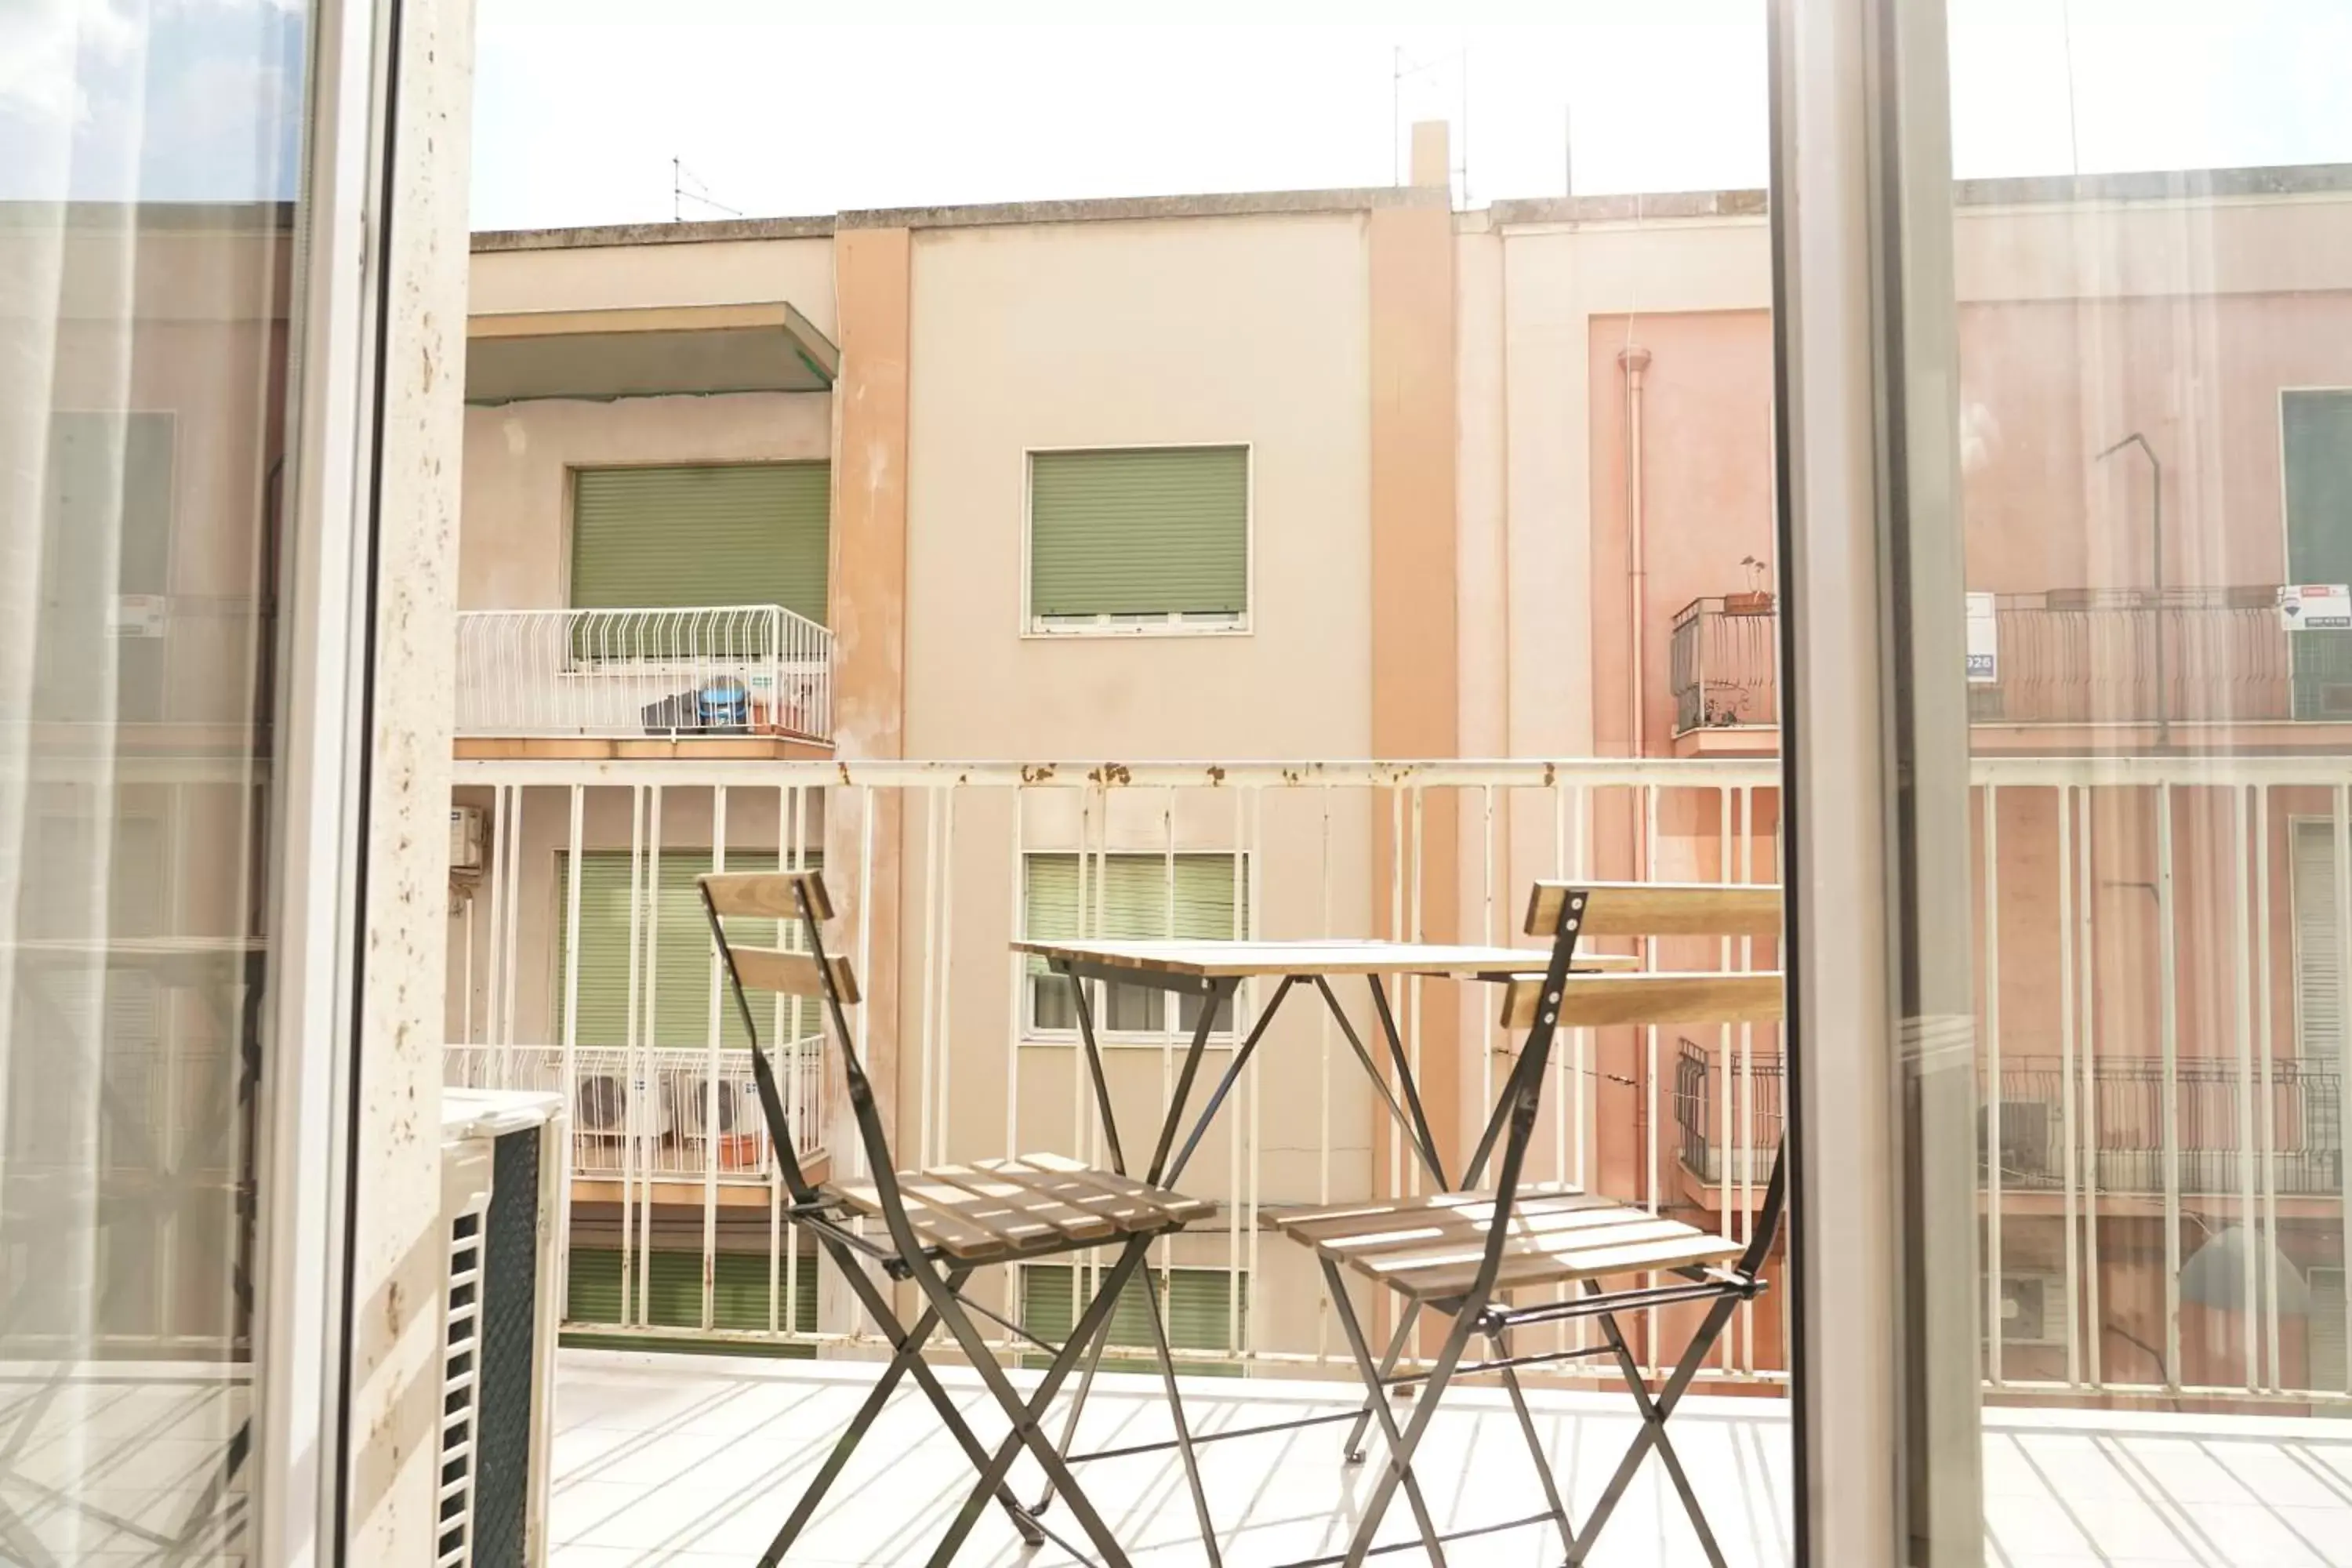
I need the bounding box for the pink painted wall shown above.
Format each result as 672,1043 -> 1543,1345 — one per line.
1585,309 -> 1779,760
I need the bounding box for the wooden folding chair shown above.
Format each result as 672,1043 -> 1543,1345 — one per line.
1272,880 -> 1787,1568
700,870 -> 1219,1568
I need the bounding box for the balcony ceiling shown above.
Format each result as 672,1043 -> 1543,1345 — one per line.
464,302 -> 838,405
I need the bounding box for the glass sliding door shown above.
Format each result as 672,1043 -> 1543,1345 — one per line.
0,2 -> 389,1560
1780,0 -> 2352,1562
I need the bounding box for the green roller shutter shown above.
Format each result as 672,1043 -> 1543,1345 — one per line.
1017,1265 -> 1246,1374
1029,447 -> 1247,620
1023,853 -> 1244,947
565,1247 -> 819,1332
555,850 -> 819,1051
1022,853 -> 1246,1033
572,463 -> 829,624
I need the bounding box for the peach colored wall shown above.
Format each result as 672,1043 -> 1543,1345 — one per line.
1958,293 -> 2352,597
470,235 -> 839,339
899,211 -> 1373,760
1585,309 -> 1778,758
1370,194 -> 1467,1179
458,392 -> 832,609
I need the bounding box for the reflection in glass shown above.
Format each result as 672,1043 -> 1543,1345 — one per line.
0,0 -> 307,1557
1936,4 -> 2352,1560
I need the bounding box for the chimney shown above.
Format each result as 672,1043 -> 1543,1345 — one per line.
1410,120 -> 1450,191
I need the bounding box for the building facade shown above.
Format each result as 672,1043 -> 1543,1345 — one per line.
445,132 -> 2352,1406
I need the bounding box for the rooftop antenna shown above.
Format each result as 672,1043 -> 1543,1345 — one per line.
1390,43 -> 1468,194
672,158 -> 743,223
1564,98 -> 1574,197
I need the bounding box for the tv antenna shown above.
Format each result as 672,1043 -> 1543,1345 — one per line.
672,158 -> 743,222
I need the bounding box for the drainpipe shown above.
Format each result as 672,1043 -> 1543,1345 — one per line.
1620,343 -> 1653,1220
1620,345 -> 1653,770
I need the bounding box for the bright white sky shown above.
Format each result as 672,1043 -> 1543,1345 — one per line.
470,0 -> 2352,232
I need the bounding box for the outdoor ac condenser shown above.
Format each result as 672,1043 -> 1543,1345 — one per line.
440,1089 -> 568,1568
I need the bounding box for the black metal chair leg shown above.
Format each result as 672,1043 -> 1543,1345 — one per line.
1496,1341 -> 1574,1556
1321,1260 -> 1453,1568
1138,1267 -> 1224,1568
921,1237 -> 1158,1568
1339,1300 -> 1421,1464
1029,1278 -> 1116,1517
762,1261 -> 1044,1564
1566,1290 -> 1744,1568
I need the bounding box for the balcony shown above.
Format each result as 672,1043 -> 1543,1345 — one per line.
448,753 -> 2352,1406
1671,588 -> 2352,744
444,1038 -> 831,1204
452,604 -> 833,753
1677,1040 -> 2345,1200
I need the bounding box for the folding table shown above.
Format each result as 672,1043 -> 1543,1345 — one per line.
1008,937 -> 1639,1557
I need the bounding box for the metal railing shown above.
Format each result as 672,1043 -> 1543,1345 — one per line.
1677,1042 -> 2344,1200
1669,597 -> 1781,733
446,753 -> 2352,1406
1671,588 -> 2352,734
452,604 -> 833,742
443,1040 -> 829,1181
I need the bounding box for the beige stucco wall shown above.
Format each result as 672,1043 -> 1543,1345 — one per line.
459,391 -> 832,610
899,211 -> 1374,760
471,234 -> 838,339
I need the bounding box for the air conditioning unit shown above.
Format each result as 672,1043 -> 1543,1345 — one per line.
450,807 -> 486,875
1979,1098 -> 2060,1181
439,1088 -> 568,1568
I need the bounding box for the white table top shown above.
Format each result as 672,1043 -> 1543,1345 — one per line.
1009,938 -> 1639,980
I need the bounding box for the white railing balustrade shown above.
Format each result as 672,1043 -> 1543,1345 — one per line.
445,755 -> 2352,1410
452,605 -> 832,742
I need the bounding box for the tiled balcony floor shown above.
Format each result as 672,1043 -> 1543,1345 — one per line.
551,1349 -> 2352,1566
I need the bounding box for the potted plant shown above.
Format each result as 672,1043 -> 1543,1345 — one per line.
1724,556 -> 1776,615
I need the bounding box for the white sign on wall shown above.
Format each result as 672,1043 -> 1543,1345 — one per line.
1965,592 -> 1998,683
2278,583 -> 2352,631
107,594 -> 167,638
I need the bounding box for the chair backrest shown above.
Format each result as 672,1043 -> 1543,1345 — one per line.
1457,880 -> 1790,1301
1499,970 -> 1784,1029
699,869 -> 873,1203
1521,878 -> 1791,1284
1524,880 -> 1781,941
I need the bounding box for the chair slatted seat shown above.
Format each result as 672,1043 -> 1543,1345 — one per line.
832,1153 -> 1213,1265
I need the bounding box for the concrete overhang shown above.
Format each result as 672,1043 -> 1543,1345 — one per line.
464,302 -> 837,404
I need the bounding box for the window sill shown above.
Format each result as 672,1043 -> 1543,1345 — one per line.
1024,616 -> 1251,641
1021,1031 -> 1241,1051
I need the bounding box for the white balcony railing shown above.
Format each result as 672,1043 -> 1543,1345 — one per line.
445,754 -> 2352,1410
452,605 -> 832,742
443,1039 -> 828,1182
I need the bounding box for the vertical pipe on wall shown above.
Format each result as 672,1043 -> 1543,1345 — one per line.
2231,786 -> 2258,1392
1621,344 -> 1653,769
2057,786 -> 2081,1388
2254,786 -> 2279,1390
2080,787 -> 2102,1388
2158,784 -> 2180,1387
1984,785 -> 2003,1388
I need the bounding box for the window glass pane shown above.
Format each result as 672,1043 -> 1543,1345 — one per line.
1914,4 -> 2352,1557
0,1 -> 310,1555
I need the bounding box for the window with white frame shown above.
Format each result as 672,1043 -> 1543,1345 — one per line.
1023,852 -> 1246,1037
1027,446 -> 1248,633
